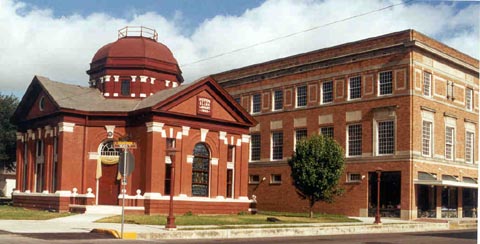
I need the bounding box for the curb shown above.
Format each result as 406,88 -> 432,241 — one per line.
90,228 -> 120,239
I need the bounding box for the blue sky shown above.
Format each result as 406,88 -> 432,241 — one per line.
1,0 -> 479,97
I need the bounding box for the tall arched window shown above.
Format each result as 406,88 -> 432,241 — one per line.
192,143 -> 210,197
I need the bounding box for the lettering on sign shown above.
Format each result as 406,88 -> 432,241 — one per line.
197,97 -> 212,116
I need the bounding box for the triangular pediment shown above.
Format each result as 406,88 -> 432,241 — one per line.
150,77 -> 256,127
12,76 -> 60,124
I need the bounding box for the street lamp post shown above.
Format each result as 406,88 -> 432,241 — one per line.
165,148 -> 178,229
374,169 -> 382,224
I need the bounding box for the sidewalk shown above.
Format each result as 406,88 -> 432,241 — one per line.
0,212 -> 457,240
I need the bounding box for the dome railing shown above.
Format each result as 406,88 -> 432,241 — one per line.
118,26 -> 158,41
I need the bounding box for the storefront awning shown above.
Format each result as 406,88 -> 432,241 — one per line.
414,173 -> 478,188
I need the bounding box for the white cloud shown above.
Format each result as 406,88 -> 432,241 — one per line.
0,0 -> 478,96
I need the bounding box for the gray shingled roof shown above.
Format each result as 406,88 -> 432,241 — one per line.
36,75 -> 198,113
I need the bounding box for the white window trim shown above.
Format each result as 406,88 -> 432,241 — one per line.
249,175 -> 260,184
251,94 -> 261,114
272,89 -> 283,111
377,71 -> 393,97
348,76 -> 362,101
445,126 -> 455,161
270,174 -> 282,184
321,81 -> 333,104
346,173 -> 362,183
271,131 -> 283,161
423,72 -> 432,97
466,88 -> 473,111
294,129 -> 307,150
373,119 -> 396,156
421,119 -> 434,157
465,130 -> 475,164
346,124 -> 362,158
295,85 -> 307,108
249,134 -> 261,162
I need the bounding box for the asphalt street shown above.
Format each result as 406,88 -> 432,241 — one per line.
0,229 -> 475,244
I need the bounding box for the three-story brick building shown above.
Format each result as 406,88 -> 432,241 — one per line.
214,30 -> 478,220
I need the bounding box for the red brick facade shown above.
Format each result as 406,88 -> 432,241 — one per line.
12,28 -> 256,214
215,30 -> 479,220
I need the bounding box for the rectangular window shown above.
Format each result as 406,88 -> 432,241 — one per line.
466,88 -> 473,111
349,76 -> 361,100
121,80 -> 130,96
35,139 -> 44,193
22,142 -> 28,192
294,129 -> 307,148
348,124 -> 362,156
422,121 -> 433,157
465,131 -> 474,163
296,85 -> 307,107
320,127 -> 334,138
347,173 -> 362,183
226,169 -> 233,198
164,163 -> 172,195
423,72 -> 431,97
271,131 -> 283,160
322,81 -> 333,103
249,175 -> 260,184
270,174 -> 282,184
227,145 -> 235,163
447,81 -> 455,100
250,134 -> 261,161
379,71 -> 393,95
445,126 -> 455,160
378,120 -> 395,155
52,136 -> 58,192
273,89 -> 283,111
252,94 -> 261,113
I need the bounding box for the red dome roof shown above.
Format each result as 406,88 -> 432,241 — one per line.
87,35 -> 182,82
91,37 -> 178,65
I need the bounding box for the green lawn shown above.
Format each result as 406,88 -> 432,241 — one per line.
96,211 -> 358,226
0,205 -> 73,220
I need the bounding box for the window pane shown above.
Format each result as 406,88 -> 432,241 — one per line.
445,127 -> 455,160
121,80 -> 130,96
192,143 -> 210,197
465,132 -> 474,163
379,71 -> 393,95
274,90 -> 283,110
252,94 -> 261,113
295,129 -> 307,148
296,86 -> 307,107
272,131 -> 283,160
349,76 -> 361,99
378,120 -> 395,154
250,134 -> 261,161
322,81 -> 333,103
422,121 -> 432,157
320,127 -> 334,138
423,72 -> 431,97
348,124 -> 362,156
466,88 -> 473,110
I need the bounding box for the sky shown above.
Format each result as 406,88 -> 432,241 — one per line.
1,0 -> 479,98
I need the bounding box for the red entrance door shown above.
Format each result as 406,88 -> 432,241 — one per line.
98,163 -> 120,205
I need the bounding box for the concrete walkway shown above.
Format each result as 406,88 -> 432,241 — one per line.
0,212 -> 461,240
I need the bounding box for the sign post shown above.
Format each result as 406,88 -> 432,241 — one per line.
114,141 -> 137,239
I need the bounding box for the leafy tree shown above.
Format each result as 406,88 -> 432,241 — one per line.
288,135 -> 345,218
0,93 -> 19,172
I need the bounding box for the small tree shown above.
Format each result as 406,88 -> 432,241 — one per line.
0,93 -> 19,172
288,135 -> 345,218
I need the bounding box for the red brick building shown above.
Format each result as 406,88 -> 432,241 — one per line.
214,30 -> 478,220
12,27 -> 256,214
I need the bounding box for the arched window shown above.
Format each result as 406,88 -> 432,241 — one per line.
100,141 -> 120,164
192,143 -> 210,197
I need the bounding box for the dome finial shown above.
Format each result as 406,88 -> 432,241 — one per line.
118,26 -> 158,41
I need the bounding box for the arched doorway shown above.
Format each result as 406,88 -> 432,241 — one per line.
98,141 -> 120,205
192,143 -> 210,197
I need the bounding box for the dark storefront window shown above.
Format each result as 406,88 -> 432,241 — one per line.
441,187 -> 458,218
192,143 -> 210,197
463,188 -> 477,218
416,185 -> 436,218
368,171 -> 401,218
